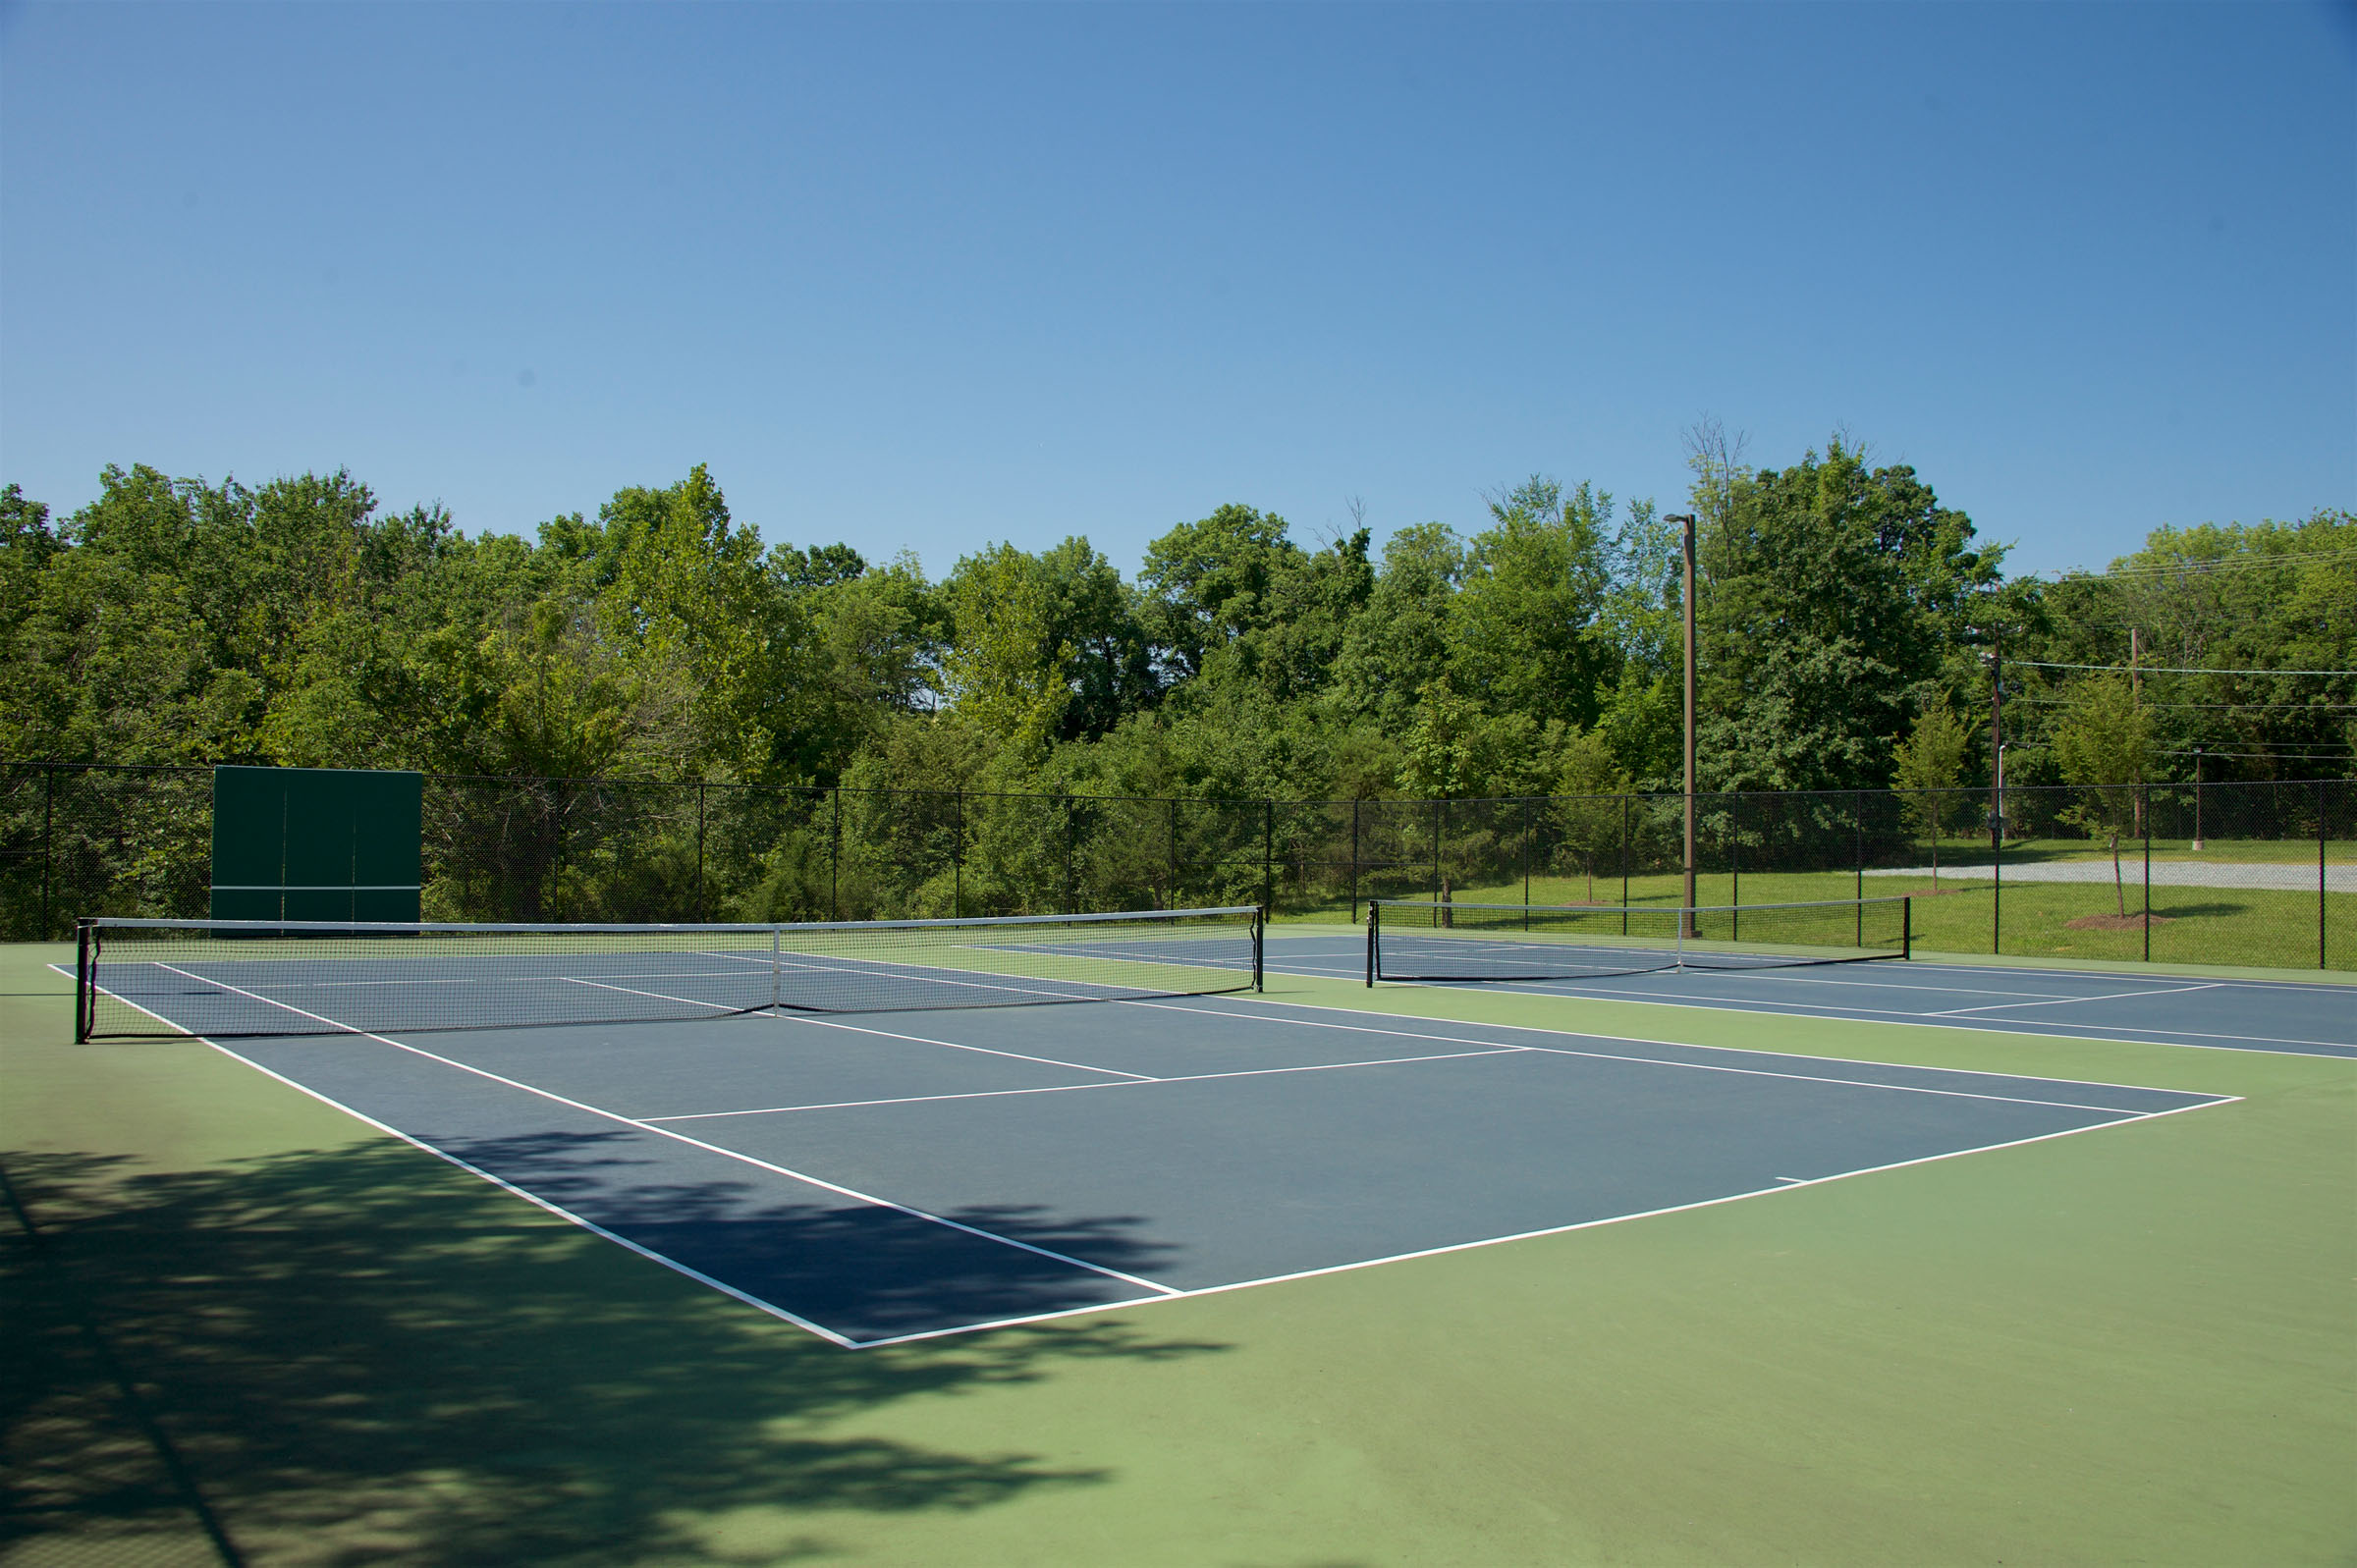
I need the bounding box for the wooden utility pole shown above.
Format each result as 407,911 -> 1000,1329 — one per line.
1669,513 -> 1699,934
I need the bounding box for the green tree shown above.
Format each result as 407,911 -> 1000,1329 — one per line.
1552,728 -> 1631,902
1891,697 -> 1972,887
941,543 -> 1071,767
1696,439 -> 2001,792
1031,537 -> 1158,740
2051,675 -> 2157,917
1330,521 -> 1462,726
2024,510 -> 2355,781
1448,477 -> 1615,730
1137,504 -> 1302,684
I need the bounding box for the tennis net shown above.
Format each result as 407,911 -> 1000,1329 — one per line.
1367,895 -> 1910,984
76,905 -> 1263,1041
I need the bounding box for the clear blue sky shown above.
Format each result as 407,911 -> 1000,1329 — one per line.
3,2 -> 2350,582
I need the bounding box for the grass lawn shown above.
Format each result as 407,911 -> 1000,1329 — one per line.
5,937 -> 2352,1565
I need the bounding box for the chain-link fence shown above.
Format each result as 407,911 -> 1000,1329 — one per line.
5,763 -> 2348,970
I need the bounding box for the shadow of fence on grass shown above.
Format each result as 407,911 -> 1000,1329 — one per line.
2,1142 -> 1227,1565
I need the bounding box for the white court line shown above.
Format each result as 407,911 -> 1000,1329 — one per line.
563,976 -> 747,1011
1270,954 -> 2136,1006
76,983 -> 865,1348
847,1094 -> 2240,1348
1268,937 -> 2357,1005
141,964 -> 1181,1301
1334,973 -> 2357,1054
641,1044 -> 1529,1122
1648,968 -> 2145,1000
561,975 -> 1159,1081
1872,959 -> 2357,997
83,966 -> 2243,1352
699,942 -> 1250,1008
1189,993 -> 2241,1102
1928,982 -> 2223,1017
757,1011 -> 1162,1081
1116,999 -> 2169,1116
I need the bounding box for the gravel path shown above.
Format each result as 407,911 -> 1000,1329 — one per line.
1864,861 -> 2355,892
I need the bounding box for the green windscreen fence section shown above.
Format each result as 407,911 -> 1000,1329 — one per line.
210,767 -> 423,922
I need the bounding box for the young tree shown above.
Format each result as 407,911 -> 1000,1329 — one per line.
2051,675 -> 2157,917
1890,698 -> 1972,887
1552,728 -> 1631,902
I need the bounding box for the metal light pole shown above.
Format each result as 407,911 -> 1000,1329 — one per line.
1668,513 -> 1699,935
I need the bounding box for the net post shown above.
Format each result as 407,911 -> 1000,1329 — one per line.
74,918 -> 91,1043
1901,895 -> 1911,961
1365,901 -> 1377,987
771,926 -> 781,1012
1252,907 -> 1264,993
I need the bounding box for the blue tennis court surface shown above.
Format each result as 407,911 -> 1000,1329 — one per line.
1261,930 -> 2357,1058
80,938 -> 2243,1346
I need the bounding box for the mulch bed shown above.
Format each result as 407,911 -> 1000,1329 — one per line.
2064,912 -> 2177,932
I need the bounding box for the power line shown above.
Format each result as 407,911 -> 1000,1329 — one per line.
2007,697 -> 2357,710
2011,659 -> 2356,677
2031,545 -> 2357,582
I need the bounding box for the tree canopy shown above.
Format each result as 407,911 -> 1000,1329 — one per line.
3,451 -> 2346,800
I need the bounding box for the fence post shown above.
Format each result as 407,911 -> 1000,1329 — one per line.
829,787 -> 841,920
1262,800 -> 1274,918
955,788 -> 965,918
2141,783 -> 2152,962
1992,790 -> 2003,956
1064,795 -> 1075,916
41,763 -> 55,941
2321,779 -> 2330,971
1854,790 -> 1864,946
1620,792 -> 1630,934
1350,799 -> 1361,923
1521,796 -> 1532,928
1167,797 -> 1178,910
1431,798 -> 1443,910
1729,792 -> 1742,941
694,782 -> 706,922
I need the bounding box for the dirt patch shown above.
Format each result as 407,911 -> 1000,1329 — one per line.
2064,912 -> 2176,932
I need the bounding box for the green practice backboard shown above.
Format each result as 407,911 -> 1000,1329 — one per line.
210,766 -> 423,923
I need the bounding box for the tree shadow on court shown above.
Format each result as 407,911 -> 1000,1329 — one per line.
435,1127 -> 1184,1341
3,1142 -> 1229,1566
